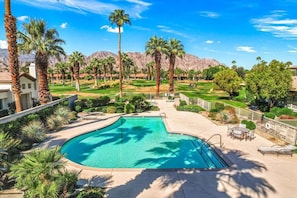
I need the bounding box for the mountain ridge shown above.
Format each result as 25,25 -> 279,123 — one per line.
0,49 -> 221,72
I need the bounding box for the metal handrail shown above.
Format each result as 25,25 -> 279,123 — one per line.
205,134 -> 223,148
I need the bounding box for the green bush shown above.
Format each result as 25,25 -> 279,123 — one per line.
76,187 -> 105,198
264,112 -> 276,119
241,120 -> 256,130
124,103 -> 135,114
91,96 -> 110,107
210,108 -> 220,113
106,106 -> 116,113
176,105 -> 204,113
129,95 -> 150,113
214,102 -> 225,111
21,120 -> 46,143
179,100 -> 187,106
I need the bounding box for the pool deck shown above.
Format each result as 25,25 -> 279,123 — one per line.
39,99 -> 297,198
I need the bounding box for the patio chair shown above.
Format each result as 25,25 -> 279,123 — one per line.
232,130 -> 244,140
258,145 -> 296,157
246,130 -> 256,141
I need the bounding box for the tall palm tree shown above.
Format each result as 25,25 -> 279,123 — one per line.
4,0 -> 22,112
146,61 -> 154,80
109,9 -> 131,97
68,51 -> 85,91
55,62 -> 68,86
167,39 -> 185,94
18,19 -> 65,104
101,58 -> 108,83
107,56 -> 116,80
89,57 -> 100,87
145,36 -> 169,98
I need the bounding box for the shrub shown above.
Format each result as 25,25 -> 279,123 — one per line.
21,120 -> 46,143
91,96 -> 110,107
210,108 -> 220,113
264,112 -> 275,119
179,100 -> 187,106
129,95 -> 150,113
76,187 -> 105,198
176,105 -> 204,113
214,102 -> 224,111
106,106 -> 116,113
241,120 -> 256,130
46,106 -> 72,131
124,103 -> 135,114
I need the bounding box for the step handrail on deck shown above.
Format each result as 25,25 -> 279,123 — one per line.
205,134 -> 223,148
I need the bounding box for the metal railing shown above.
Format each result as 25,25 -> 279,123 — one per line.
179,93 -> 297,145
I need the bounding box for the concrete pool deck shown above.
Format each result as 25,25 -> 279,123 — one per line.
39,99 -> 297,198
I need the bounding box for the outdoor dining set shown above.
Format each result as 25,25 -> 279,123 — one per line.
227,124 -> 255,141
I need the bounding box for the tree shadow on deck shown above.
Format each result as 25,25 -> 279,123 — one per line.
106,147 -> 276,198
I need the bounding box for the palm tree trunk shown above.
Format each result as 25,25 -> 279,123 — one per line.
74,63 -> 80,91
36,52 -> 51,104
155,51 -> 161,98
94,67 -> 98,87
169,54 -> 175,94
4,0 -> 22,112
118,26 -> 123,97
109,65 -> 113,80
61,71 -> 65,86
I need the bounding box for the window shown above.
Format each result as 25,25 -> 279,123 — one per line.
22,84 -> 26,89
0,99 -> 3,110
28,83 -> 31,89
34,82 -> 37,90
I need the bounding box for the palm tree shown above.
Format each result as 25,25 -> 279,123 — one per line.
18,19 -> 65,104
89,57 -> 100,86
10,147 -> 68,197
4,0 -> 22,112
55,62 -> 68,86
109,9 -> 131,97
145,36 -> 169,98
69,51 -> 85,91
167,39 -> 185,94
101,58 -> 108,83
107,56 -> 116,80
146,61 -> 154,80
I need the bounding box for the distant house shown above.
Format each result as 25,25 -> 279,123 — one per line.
0,63 -> 38,114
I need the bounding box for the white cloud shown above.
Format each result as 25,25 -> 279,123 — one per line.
157,25 -> 191,38
251,10 -> 297,39
288,50 -> 297,53
199,11 -> 219,18
236,46 -> 256,53
60,22 -> 68,29
101,25 -> 122,33
18,0 -> 151,19
0,40 -> 8,49
17,16 -> 29,21
205,40 -> 214,44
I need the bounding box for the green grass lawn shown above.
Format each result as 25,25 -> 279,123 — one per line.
49,80 -> 248,108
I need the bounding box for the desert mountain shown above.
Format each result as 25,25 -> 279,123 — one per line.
0,49 -> 221,72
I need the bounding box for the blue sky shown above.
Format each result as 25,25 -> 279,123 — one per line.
1,0 -> 297,69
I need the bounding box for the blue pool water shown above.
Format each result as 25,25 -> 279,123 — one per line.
61,116 -> 228,169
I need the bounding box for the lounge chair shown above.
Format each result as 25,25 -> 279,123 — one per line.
258,145 -> 296,157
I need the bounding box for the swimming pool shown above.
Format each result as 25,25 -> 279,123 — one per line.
61,116 -> 228,169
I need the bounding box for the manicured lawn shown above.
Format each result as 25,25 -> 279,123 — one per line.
49,79 -> 248,108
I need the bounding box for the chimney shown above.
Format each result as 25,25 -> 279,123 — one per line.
29,63 -> 37,78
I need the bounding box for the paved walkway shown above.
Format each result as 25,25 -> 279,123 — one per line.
38,100 -> 297,198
